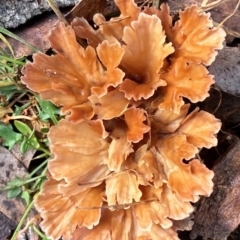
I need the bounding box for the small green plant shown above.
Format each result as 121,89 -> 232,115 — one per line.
0,28 -> 58,239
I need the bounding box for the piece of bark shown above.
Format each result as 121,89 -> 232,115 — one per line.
65,0 -> 113,24
65,0 -> 146,22
190,137 -> 240,240
0,0 -> 79,29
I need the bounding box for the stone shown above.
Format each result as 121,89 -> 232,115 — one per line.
0,0 -> 79,29
209,46 -> 240,97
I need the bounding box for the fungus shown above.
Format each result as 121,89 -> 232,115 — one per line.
22,0 -> 225,239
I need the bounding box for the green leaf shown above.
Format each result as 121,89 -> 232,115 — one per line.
28,134 -> 40,149
0,62 -> 14,73
0,55 -> 25,66
36,96 -> 60,124
7,187 -> 22,198
7,177 -> 23,187
13,101 -> 31,116
20,137 -> 30,153
20,135 -> 40,154
14,121 -> 40,153
21,191 -> 30,205
0,84 -> 20,100
14,120 -> 32,135
0,122 -> 22,149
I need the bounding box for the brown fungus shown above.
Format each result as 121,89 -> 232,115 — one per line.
22,0 -> 225,239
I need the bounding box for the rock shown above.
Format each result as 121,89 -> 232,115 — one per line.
0,146 -> 28,239
209,46 -> 240,97
0,0 -> 79,29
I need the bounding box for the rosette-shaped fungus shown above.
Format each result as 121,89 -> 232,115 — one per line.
21,0 -> 225,239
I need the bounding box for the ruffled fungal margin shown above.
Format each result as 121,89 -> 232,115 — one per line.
21,0 -> 225,239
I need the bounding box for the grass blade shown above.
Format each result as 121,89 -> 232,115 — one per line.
0,33 -> 14,57
0,27 -> 41,53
